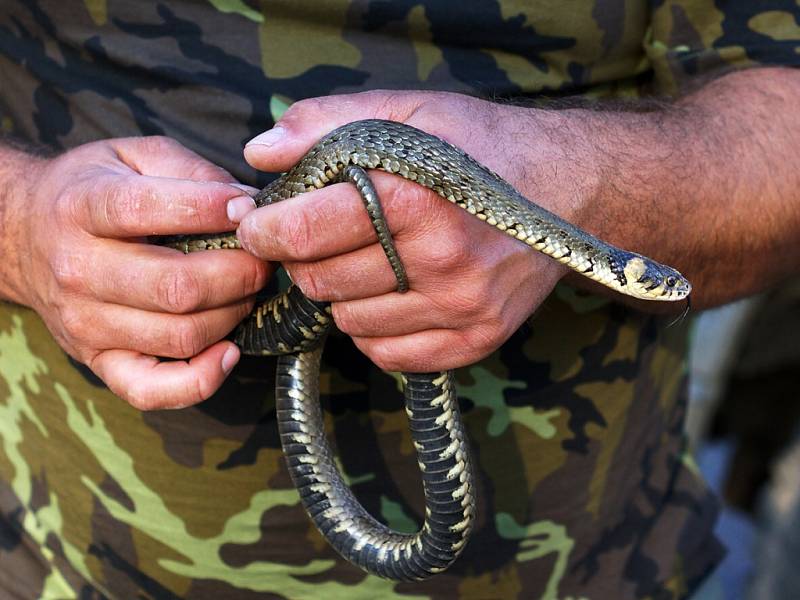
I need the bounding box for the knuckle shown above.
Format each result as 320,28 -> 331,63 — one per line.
62,174 -> 94,225
287,264 -> 322,300
234,258 -> 268,299
281,97 -> 326,123
361,341 -> 397,372
58,305 -> 87,343
463,322 -> 506,359
188,162 -> 233,183
78,348 -> 99,370
420,227 -> 473,274
278,209 -> 315,260
364,90 -> 420,122
469,278 -> 498,316
245,261 -> 268,296
387,177 -> 429,227
96,178 -> 142,234
50,252 -> 84,290
156,267 -> 204,314
437,281 -> 489,322
124,383 -> 159,412
58,186 -> 84,229
191,373 -> 217,404
170,317 -> 206,358
331,303 -> 358,335
233,297 -> 256,322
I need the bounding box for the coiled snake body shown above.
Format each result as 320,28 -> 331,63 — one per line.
164,119 -> 690,581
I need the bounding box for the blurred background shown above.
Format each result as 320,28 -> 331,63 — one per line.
687,277 -> 800,600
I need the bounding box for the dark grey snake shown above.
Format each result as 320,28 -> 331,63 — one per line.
162,119 -> 691,581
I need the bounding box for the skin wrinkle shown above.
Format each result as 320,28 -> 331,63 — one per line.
112,138 -> 144,173
372,90 -> 422,124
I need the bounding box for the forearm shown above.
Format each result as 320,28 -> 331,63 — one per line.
0,142 -> 46,305
548,67 -> 800,308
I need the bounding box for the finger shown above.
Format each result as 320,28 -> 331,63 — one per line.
237,171 -> 437,262
90,341 -> 240,410
352,329 -> 484,373
77,299 -> 253,360
332,290 -> 454,338
283,199 -> 497,303
109,136 -> 240,183
79,172 -> 250,238
74,240 -> 269,313
237,182 -> 375,262
243,90 -> 432,172
229,183 -> 260,196
285,243 -> 400,302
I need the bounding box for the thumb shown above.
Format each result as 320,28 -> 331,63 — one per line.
109,136 -> 240,184
243,90 -> 430,173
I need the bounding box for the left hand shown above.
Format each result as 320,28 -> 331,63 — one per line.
234,90 -> 589,372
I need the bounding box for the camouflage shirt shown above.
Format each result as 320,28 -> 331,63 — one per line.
0,1 -> 798,599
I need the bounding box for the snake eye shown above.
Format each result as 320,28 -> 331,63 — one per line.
666,276 -> 677,287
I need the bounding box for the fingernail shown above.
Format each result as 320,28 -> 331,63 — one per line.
227,195 -> 257,223
247,126 -> 285,147
229,183 -> 259,196
221,345 -> 240,375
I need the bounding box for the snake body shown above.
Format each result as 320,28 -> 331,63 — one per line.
165,119 -> 690,581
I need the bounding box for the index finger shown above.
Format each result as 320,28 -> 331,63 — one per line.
79,172 -> 249,238
237,171 -> 442,263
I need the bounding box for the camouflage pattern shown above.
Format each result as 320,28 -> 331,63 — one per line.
0,1 -> 797,598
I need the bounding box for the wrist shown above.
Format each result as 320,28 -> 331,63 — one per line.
0,144 -> 48,306
499,102 -> 693,305
517,104 -> 682,253
500,105 -> 606,232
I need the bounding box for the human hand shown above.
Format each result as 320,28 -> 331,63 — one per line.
235,91 -> 595,371
4,137 -> 268,409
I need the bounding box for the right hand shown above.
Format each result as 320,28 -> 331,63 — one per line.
6,136 -> 268,409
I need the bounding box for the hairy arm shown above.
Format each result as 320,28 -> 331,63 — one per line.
0,142 -> 43,305
237,67 -> 800,371
560,67 -> 800,308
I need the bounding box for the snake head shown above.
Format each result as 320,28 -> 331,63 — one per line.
621,254 -> 692,301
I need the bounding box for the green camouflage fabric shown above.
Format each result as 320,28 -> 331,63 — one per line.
0,1 -> 797,598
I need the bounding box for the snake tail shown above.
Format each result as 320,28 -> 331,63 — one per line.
276,348 -> 474,580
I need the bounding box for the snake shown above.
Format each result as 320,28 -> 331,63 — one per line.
161,119 -> 691,581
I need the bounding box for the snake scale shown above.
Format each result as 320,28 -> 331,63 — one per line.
163,119 -> 691,581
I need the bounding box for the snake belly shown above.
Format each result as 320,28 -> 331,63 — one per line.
164,119 -> 691,581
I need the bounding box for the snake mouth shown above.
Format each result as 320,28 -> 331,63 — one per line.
635,277 -> 692,300
623,254 -> 691,301
617,253 -> 691,302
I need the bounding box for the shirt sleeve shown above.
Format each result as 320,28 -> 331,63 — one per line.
645,0 -> 800,94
